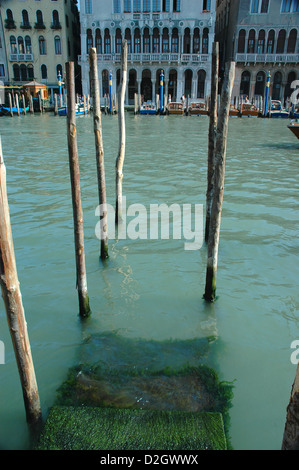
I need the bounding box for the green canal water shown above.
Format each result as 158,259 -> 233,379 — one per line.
0,112 -> 298,450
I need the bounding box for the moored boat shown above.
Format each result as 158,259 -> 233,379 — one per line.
167,102 -> 184,115
0,105 -> 30,116
270,100 -> 289,118
58,104 -> 87,116
229,105 -> 240,117
188,101 -> 208,116
288,120 -> 299,140
240,103 -> 259,117
139,101 -> 157,115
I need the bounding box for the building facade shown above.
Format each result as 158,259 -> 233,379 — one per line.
0,0 -> 81,100
0,13 -> 9,90
216,0 -> 299,103
79,0 -> 216,104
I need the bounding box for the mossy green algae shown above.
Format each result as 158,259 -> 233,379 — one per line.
36,406 -> 227,450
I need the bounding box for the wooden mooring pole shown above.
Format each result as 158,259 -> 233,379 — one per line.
8,93 -> 13,117
65,62 -> 91,317
29,95 -> 34,114
204,61 -> 235,302
54,94 -> 58,116
116,40 -> 128,224
0,137 -> 42,425
205,42 -> 219,243
89,48 -> 109,260
282,364 -> 299,450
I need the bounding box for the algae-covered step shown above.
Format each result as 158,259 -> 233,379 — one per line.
36,406 -> 227,450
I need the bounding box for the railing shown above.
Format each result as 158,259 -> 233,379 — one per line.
235,53 -> 299,63
9,53 -> 34,62
78,53 -> 210,65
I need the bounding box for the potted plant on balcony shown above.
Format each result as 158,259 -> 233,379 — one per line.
4,19 -> 16,30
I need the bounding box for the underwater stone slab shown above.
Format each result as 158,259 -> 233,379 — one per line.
36,406 -> 227,450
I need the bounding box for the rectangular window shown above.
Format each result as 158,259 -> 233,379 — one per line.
281,0 -> 292,11
0,64 -> 5,77
143,0 -> 150,11
153,0 -> 161,11
133,0 -> 141,11
173,0 -> 180,12
85,0 -> 92,14
251,0 -> 259,12
124,0 -> 131,12
203,0 -> 211,10
260,0 -> 269,12
162,0 -> 170,11
114,0 -> 121,13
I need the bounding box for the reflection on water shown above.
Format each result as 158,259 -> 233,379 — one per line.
0,113 -> 298,450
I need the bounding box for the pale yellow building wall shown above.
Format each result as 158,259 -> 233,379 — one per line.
0,0 -> 79,86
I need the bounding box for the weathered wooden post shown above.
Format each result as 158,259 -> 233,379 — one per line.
0,137 -> 42,425
89,48 -> 109,260
83,95 -> 87,115
205,42 -> 219,243
65,62 -> 91,317
116,40 -> 128,224
29,94 -> 34,114
16,94 -> 20,116
204,61 -> 235,302
282,364 -> 299,450
8,93 -> 13,117
134,93 -> 138,114
54,94 -> 58,116
22,95 -> 26,115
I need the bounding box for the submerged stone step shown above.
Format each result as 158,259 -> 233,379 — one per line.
36,406 -> 227,450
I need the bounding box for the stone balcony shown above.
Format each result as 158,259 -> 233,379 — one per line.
78,52 -> 210,66
235,53 -> 299,64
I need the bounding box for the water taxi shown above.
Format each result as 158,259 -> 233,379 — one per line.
270,100 -> 289,119
188,102 -> 208,116
229,105 -> 240,117
167,102 -> 184,115
288,120 -> 299,140
139,101 -> 157,115
240,103 -> 259,117
58,104 -> 87,116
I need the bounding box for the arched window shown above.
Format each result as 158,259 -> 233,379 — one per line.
20,64 -> 27,81
162,28 -> 169,53
22,10 -> 30,27
13,64 -> 20,81
18,36 -> 25,54
272,71 -> 282,100
254,71 -> 266,96
238,30 -> 246,53
202,28 -> 209,54
54,36 -> 61,55
10,36 -> 17,54
257,30 -> 265,54
193,28 -> 200,53
115,28 -> 122,53
27,64 -> 34,80
267,30 -> 275,54
153,27 -> 159,53
197,70 -> 206,98
247,29 -> 256,54
102,69 -> 109,96
6,9 -> 13,20
172,28 -> 179,53
287,29 -> 297,53
276,29 -> 286,54
95,29 -> 102,54
39,36 -> 46,55
25,36 -> 32,54
56,64 -> 63,78
134,28 -> 141,53
41,64 -> 47,80
125,28 -> 132,53
184,69 -> 193,97
52,10 -> 60,28
284,71 -> 297,100
36,10 -> 44,26
184,28 -> 191,53
240,70 -> 251,96
86,29 -> 93,52
104,29 -> 111,54
143,27 -> 150,53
